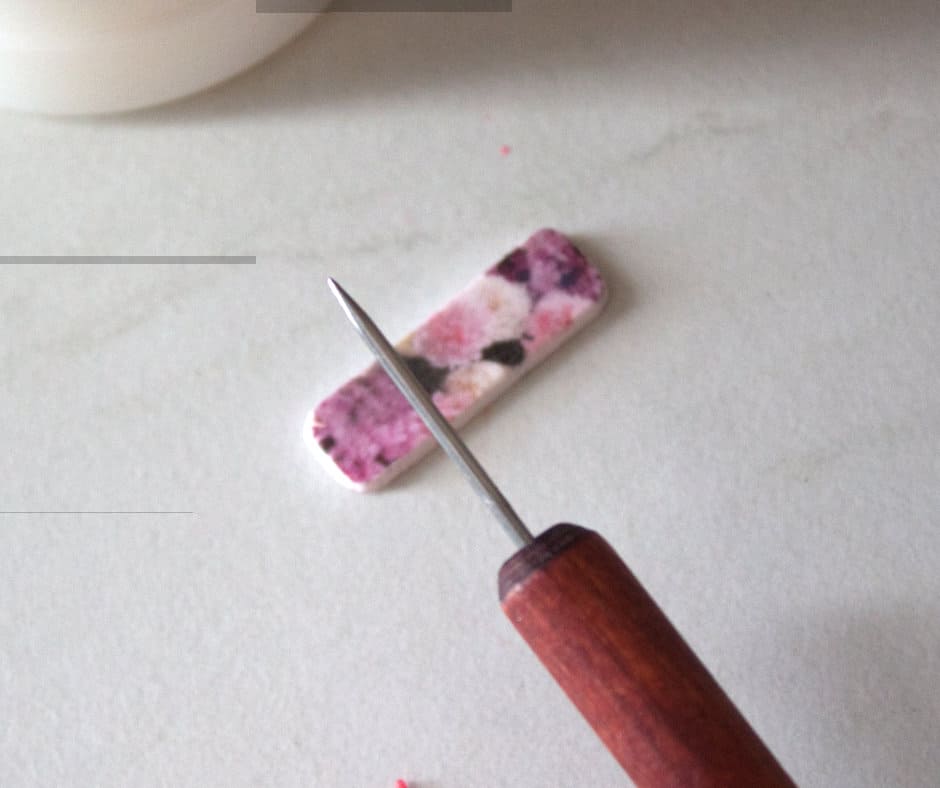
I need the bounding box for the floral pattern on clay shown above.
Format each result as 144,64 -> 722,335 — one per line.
309,228 -> 606,489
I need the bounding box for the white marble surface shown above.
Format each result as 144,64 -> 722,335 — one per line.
2,3 -> 940,786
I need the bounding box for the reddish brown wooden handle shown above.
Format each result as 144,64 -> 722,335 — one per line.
499,524 -> 796,787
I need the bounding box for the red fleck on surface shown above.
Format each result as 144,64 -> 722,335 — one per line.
499,144 -> 512,156
395,781 -> 409,788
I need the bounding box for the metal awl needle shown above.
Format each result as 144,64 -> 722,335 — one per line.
327,277 -> 535,548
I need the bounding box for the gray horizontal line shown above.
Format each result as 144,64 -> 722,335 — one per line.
0,256 -> 255,265
258,1 -> 510,10
0,511 -> 196,515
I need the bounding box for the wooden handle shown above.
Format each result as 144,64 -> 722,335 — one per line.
499,524 -> 796,787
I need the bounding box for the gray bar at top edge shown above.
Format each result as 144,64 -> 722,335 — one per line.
257,0 -> 510,12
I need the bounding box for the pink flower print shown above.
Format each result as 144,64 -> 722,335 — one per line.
408,276 -> 531,367
430,360 -> 505,419
408,300 -> 487,367
523,290 -> 581,353
432,389 -> 474,420
489,228 -> 605,304
313,365 -> 430,483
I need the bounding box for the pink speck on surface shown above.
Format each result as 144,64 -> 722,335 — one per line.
499,144 -> 512,156
395,781 -> 408,788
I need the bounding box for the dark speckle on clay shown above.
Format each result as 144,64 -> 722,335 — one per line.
481,339 -> 526,366
495,248 -> 530,283
403,355 -> 450,394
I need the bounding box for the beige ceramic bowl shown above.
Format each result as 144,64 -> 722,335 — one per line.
0,0 -> 320,114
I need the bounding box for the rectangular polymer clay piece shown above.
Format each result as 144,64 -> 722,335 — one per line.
305,228 -> 607,491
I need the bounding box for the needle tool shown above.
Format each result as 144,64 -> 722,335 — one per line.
328,277 -> 796,787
